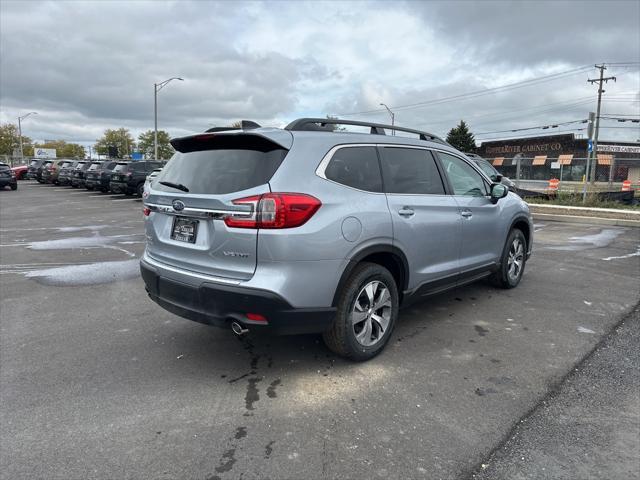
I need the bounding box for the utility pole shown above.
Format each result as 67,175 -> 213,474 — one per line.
582,111 -> 595,202
587,64 -> 616,183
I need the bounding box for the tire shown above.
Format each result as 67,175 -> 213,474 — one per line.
490,228 -> 527,289
136,182 -> 144,196
10,183 -> 17,191
322,262 -> 399,361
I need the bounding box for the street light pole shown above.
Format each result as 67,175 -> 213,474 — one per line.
379,103 -> 395,135
17,112 -> 37,163
154,77 -> 183,160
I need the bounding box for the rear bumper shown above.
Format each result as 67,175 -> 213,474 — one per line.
140,258 -> 336,335
0,178 -> 16,187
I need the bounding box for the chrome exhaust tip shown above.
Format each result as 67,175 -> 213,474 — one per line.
231,321 -> 249,336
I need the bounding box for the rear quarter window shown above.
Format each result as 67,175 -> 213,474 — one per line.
324,146 -> 383,192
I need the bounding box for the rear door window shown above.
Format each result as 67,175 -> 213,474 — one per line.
113,163 -> 128,172
155,148 -> 287,195
324,146 -> 382,192
379,147 -> 445,194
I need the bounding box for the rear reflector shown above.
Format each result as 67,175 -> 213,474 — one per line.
143,207 -> 151,216
246,313 -> 267,323
224,193 -> 321,229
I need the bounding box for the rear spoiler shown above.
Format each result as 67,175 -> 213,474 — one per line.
170,129 -> 293,153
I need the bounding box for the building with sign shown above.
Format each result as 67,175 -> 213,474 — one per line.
476,134 -> 640,183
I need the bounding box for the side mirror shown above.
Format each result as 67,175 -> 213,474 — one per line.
495,174 -> 503,182
490,183 -> 509,204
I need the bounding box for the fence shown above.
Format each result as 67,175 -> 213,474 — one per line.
493,155 -> 640,193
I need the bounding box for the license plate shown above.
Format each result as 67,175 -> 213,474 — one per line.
171,217 -> 199,244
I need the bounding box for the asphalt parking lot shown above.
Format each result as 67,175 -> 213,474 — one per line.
1,182 -> 639,480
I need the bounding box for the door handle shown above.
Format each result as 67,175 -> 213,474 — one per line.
461,210 -> 473,218
398,207 -> 415,218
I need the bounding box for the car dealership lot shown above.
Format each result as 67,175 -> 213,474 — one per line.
1,183 -> 639,479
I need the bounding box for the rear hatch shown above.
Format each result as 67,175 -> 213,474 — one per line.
144,131 -> 291,281
110,163 -> 130,182
85,162 -> 103,180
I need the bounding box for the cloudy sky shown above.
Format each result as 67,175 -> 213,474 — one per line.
1,0 -> 639,150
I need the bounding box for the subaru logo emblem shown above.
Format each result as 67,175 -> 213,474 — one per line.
172,199 -> 185,211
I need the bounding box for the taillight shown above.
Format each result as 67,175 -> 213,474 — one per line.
224,193 -> 321,229
143,207 -> 151,216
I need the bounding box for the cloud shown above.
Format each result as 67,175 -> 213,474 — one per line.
0,0 -> 638,147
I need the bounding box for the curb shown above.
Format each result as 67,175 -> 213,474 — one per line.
532,213 -> 640,228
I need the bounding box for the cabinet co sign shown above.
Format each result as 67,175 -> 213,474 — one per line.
34,148 -> 57,158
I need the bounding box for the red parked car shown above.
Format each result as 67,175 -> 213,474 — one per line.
11,165 -> 28,180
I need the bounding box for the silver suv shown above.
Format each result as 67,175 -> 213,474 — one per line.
140,118 -> 533,360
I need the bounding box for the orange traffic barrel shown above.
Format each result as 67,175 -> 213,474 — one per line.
548,178 -> 560,191
621,180 -> 631,191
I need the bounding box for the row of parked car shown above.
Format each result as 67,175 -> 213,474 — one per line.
22,158 -> 164,195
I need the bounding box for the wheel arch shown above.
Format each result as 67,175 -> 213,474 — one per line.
331,244 -> 409,307
509,215 -> 532,252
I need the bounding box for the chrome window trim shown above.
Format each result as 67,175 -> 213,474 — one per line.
315,143 -> 493,195
144,202 -> 253,219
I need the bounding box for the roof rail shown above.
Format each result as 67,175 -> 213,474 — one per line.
284,117 -> 445,143
204,120 -> 262,133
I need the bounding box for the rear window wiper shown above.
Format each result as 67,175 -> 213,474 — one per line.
159,181 -> 189,192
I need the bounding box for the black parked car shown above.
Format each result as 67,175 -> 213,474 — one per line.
25,159 -> 45,180
0,163 -> 18,190
58,160 -> 80,186
35,160 -> 54,183
70,161 -> 91,188
85,160 -> 118,192
110,161 -> 163,195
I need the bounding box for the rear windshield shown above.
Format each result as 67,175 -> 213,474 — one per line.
88,163 -> 103,171
60,161 -> 72,168
43,161 -> 53,167
74,162 -> 87,169
29,160 -> 39,167
113,163 -> 129,172
0,164 -> 9,171
155,148 -> 287,195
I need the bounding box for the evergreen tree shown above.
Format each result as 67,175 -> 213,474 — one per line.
446,120 -> 476,152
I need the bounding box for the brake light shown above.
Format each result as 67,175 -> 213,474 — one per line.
224,193 -> 321,229
143,207 -> 151,216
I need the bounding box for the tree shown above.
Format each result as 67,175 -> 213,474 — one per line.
446,120 -> 476,153
0,123 -> 32,157
32,140 -> 85,159
94,128 -> 136,158
137,130 -> 174,160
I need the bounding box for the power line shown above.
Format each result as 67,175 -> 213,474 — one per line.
335,65 -> 594,116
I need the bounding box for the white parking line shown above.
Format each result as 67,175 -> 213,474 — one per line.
111,198 -> 139,202
89,194 -> 122,198
68,191 -> 92,195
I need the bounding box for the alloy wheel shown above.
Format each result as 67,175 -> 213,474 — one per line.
351,281 -> 392,347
